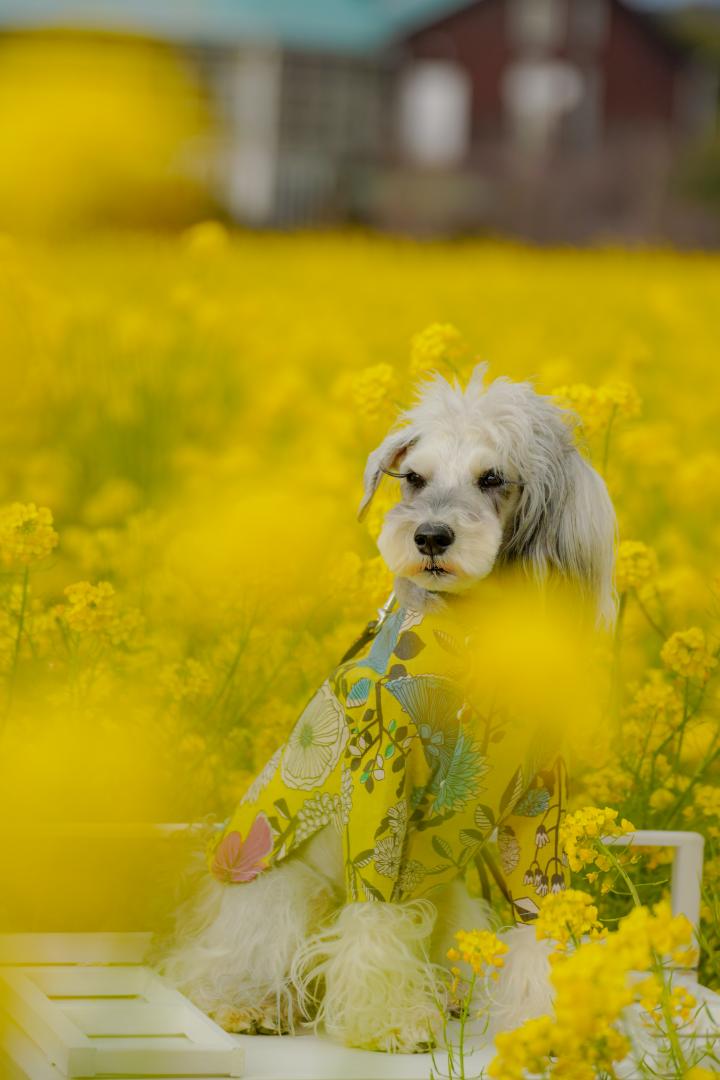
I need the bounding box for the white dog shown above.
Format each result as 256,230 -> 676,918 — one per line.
155,366 -> 616,1051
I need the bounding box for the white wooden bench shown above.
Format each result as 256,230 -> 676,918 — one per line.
0,824 -> 716,1079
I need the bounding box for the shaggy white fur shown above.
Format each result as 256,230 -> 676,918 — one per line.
156,829 -> 341,1033
291,898 -> 443,1052
486,925 -> 555,1034
428,878 -> 496,968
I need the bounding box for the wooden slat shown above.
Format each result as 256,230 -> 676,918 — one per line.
0,956 -> 244,1077
22,966 -> 152,999
0,969 -> 95,1076
0,1011 -> 63,1080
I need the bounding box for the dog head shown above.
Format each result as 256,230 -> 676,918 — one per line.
359,366 -> 616,625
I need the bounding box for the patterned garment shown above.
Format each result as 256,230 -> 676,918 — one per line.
207,600 -> 567,923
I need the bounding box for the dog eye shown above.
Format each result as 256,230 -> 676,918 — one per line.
404,471 -> 426,490
477,470 -> 505,490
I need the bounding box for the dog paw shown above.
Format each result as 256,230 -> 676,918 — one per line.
372,1021 -> 437,1054
211,1001 -> 291,1036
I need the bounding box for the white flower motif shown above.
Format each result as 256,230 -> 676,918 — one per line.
398,860 -> 425,892
373,836 -> 402,878
281,682 -> 348,791
386,799 -> 408,838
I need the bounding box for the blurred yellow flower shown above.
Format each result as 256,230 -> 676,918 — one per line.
694,785 -> 720,819
62,581 -> 118,635
0,502 -> 58,567
616,540 -> 659,593
649,788 -> 675,811
661,627 -> 717,681
552,380 -> 641,437
350,363 -> 397,421
409,322 -> 466,378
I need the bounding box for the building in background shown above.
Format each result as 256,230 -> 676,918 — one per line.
0,0 -> 718,242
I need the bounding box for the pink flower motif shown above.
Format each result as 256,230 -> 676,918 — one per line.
211,815 -> 274,883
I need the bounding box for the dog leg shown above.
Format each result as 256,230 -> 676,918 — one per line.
155,829 -> 341,1034
486,924 -> 554,1034
429,877 -> 495,968
292,898 -> 442,1052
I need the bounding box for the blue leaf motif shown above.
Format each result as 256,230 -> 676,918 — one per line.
514,788 -> 551,817
384,674 -> 463,728
365,609 -> 406,674
347,677 -> 372,707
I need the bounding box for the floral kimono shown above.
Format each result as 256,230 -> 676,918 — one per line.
207,599 -> 567,923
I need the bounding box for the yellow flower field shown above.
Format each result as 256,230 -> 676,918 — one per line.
0,231 -> 719,1030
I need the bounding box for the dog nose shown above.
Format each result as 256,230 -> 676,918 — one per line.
414,523 -> 455,556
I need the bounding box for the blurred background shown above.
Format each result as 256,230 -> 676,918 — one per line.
0,0 -> 719,242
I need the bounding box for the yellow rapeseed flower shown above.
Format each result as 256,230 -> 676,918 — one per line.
448,928 -> 508,979
616,540 -> 659,593
350,363 -> 397,421
0,502 -> 58,567
693,784 -> 720,819
661,627 -> 717,681
552,380 -> 641,436
535,888 -> 604,949
560,806 -> 635,873
409,322 -> 466,378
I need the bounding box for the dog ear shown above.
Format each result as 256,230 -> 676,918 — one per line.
554,453 -> 617,626
502,404 -> 617,626
358,429 -> 417,522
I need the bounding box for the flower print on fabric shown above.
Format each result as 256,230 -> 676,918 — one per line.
211,814 -> 273,883
280,681 -> 348,791
209,602 -> 568,917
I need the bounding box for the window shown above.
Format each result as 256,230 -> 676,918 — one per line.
507,0 -> 565,51
398,61 -> 472,167
502,58 -> 583,151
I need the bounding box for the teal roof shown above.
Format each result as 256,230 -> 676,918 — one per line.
0,0 -> 715,53
0,0 -> 472,52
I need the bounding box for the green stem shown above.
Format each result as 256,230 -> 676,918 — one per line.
672,679 -> 690,770
2,565 -> 29,732
601,405 -> 618,476
632,591 -> 666,639
457,970 -> 476,1080
662,741 -> 720,830
610,592 -> 627,715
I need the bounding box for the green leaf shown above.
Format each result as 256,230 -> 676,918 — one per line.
474,804 -> 496,834
431,835 -> 453,861
514,788 -> 551,817
433,629 -> 462,655
274,798 -> 291,819
394,631 -> 426,660
459,828 -> 485,847
360,878 -> 386,901
353,849 -> 375,867
499,767 -> 524,816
